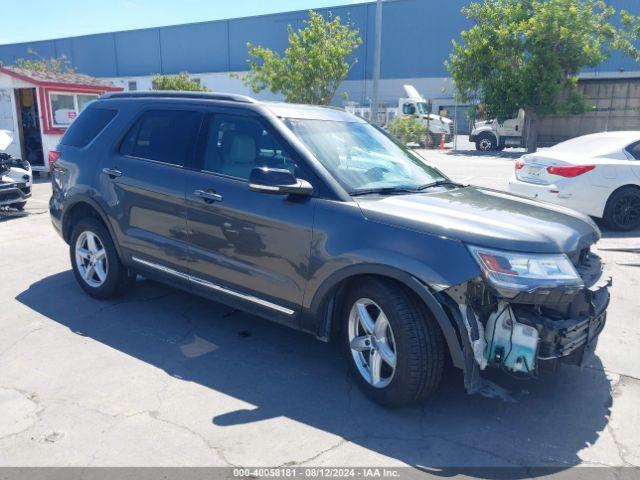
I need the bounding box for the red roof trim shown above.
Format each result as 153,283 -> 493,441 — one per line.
0,66 -> 121,91
41,81 -> 121,92
0,66 -> 40,85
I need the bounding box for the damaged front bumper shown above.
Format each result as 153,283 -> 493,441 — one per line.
438,250 -> 611,394
0,181 -> 31,206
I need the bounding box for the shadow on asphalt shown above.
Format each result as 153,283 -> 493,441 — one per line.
442,149 -> 525,160
596,223 -> 640,238
0,210 -> 29,222
17,271 -> 613,474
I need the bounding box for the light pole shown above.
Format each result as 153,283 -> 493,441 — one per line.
371,0 -> 382,125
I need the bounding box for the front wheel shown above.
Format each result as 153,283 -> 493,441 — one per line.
603,187 -> 640,231
10,201 -> 27,210
475,133 -> 498,151
70,218 -> 132,299
342,278 -> 445,408
422,133 -> 438,149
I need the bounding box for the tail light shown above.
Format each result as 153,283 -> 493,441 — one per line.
515,160 -> 524,170
48,150 -> 61,171
546,165 -> 595,178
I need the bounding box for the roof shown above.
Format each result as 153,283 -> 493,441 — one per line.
0,66 -> 120,90
263,102 -> 365,122
101,91 -> 256,103
547,131 -> 640,156
552,131 -> 640,147
100,91 -> 365,122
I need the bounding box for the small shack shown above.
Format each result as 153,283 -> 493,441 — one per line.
0,66 -> 122,174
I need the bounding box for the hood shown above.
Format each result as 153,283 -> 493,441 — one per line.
356,186 -> 600,254
403,84 -> 423,101
422,114 -> 453,125
0,130 -> 13,152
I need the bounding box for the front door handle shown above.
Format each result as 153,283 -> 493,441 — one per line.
194,189 -> 223,203
102,167 -> 122,178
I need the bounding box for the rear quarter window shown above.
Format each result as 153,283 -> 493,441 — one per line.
60,107 -> 118,148
626,141 -> 640,160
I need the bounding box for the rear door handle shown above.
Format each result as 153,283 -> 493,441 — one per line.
102,167 -> 122,178
194,189 -> 223,203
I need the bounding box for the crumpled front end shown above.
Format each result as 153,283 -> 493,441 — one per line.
1,154 -> 32,207
437,245 -> 611,394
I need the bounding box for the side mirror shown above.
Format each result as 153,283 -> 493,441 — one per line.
248,167 -> 313,196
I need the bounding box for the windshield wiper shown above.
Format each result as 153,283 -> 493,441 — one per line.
349,180 -> 464,197
349,186 -> 418,197
415,179 -> 464,191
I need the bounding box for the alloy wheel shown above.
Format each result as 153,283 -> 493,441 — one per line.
613,194 -> 640,229
75,231 -> 109,288
348,298 -> 397,388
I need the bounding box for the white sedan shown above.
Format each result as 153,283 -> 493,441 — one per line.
508,131 -> 640,231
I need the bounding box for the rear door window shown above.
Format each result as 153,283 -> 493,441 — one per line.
120,110 -> 202,167
60,107 -> 117,147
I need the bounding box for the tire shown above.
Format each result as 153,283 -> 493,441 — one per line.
342,278 -> 445,408
603,187 -> 640,231
425,133 -> 437,149
475,133 -> 497,151
69,217 -> 132,299
10,201 -> 26,210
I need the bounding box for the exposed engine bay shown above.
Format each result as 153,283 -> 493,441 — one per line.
438,245 -> 611,395
1,129 -> 32,210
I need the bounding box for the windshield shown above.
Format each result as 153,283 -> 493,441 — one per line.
284,119 -> 447,194
416,102 -> 430,115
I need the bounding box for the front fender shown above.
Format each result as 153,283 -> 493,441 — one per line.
302,201 -> 481,369
471,125 -> 495,136
305,261 -> 466,369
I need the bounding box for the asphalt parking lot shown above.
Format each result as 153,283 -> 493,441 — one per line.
1,147 -> 639,472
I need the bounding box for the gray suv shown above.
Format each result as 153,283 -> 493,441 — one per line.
50,92 -> 610,407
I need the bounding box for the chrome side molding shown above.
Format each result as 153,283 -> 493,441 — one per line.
131,256 -> 295,316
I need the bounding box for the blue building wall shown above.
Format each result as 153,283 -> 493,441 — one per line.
0,0 -> 638,79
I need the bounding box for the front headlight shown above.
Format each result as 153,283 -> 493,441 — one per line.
468,245 -> 583,296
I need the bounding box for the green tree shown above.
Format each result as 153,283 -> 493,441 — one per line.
387,115 -> 428,146
152,72 -> 210,91
10,48 -> 75,73
447,0 -> 640,151
237,10 -> 362,105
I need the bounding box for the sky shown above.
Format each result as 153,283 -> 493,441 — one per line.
0,0 -> 369,45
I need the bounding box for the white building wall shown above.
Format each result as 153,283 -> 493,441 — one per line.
0,74 -> 36,159
103,72 -> 459,111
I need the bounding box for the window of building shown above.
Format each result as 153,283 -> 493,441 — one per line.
198,115 -> 297,180
49,92 -> 99,128
128,81 -> 137,91
60,108 -> 117,148
120,110 -> 202,166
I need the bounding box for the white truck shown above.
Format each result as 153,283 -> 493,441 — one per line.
398,85 -> 454,148
469,109 -> 525,151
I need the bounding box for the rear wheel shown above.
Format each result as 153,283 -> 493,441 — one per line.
603,187 -> 640,231
342,278 -> 445,408
70,218 -> 132,299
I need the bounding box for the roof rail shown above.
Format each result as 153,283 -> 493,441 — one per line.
101,91 -> 257,103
